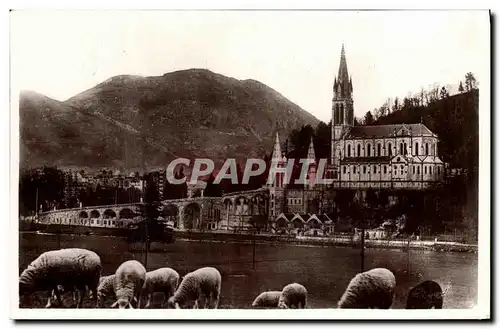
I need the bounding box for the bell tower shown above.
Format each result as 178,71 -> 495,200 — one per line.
331,44 -> 354,167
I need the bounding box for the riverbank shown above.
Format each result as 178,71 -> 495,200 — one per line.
19,221 -> 477,253
175,230 -> 478,253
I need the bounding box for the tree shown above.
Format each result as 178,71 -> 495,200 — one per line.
289,125 -> 314,159
427,85 -> 440,103
392,97 -> 400,113
363,111 -> 374,125
204,173 -> 222,197
465,72 -> 478,91
249,214 -> 269,233
313,121 -> 331,160
440,86 -> 450,99
458,81 -> 465,93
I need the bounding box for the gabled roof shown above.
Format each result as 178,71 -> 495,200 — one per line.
306,214 -> 322,224
276,213 -> 294,221
390,155 -> 409,164
291,213 -> 306,223
343,123 -> 436,139
409,156 -> 443,164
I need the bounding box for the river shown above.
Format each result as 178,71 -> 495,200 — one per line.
19,232 -> 477,309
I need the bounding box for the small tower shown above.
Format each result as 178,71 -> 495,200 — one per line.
306,137 -> 317,189
331,44 -> 354,169
268,132 -> 288,219
269,132 -> 287,189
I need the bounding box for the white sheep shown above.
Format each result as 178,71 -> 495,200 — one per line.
252,291 -> 282,308
142,267 -> 180,308
96,274 -> 116,308
19,248 -> 101,308
277,283 -> 307,309
167,267 -> 221,309
337,267 -> 396,309
111,260 -> 146,309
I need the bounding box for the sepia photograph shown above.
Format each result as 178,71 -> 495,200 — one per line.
9,8 -> 490,320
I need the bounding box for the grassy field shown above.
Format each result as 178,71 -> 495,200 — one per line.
18,232 -> 478,309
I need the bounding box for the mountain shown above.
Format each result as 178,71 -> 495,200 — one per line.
19,69 -> 319,172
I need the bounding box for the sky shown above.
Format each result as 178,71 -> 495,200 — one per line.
10,10 -> 489,122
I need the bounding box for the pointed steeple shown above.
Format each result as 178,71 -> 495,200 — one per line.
271,132 -> 282,161
307,137 -> 317,189
307,137 -> 316,163
337,43 -> 349,83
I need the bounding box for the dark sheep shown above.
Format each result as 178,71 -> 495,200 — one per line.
406,280 -> 443,309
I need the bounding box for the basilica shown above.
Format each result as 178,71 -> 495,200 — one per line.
266,45 -> 446,226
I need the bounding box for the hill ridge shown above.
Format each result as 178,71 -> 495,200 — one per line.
20,69 -> 319,171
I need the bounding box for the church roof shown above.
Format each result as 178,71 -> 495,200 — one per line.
343,123 -> 436,139
342,156 -> 392,164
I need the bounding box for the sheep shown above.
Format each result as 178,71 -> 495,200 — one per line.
19,248 -> 101,308
111,260 -> 146,309
142,267 -> 180,308
167,267 -> 221,309
337,267 -> 396,309
277,283 -> 307,309
406,280 -> 443,309
251,291 -> 282,308
96,274 -> 116,308
46,284 -> 80,308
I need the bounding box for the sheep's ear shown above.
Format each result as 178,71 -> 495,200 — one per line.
110,301 -> 118,308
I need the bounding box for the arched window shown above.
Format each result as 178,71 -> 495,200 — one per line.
357,144 -> 361,157
347,145 -> 351,157
377,143 -> 382,156
367,144 -> 372,157
400,143 -> 404,155
425,143 -> 429,155
388,143 -> 393,157
415,142 -> 419,156
340,104 -> 344,124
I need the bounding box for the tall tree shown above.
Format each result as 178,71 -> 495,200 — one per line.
465,72 -> 478,91
313,121 -> 331,160
392,97 -> 400,113
458,81 -> 465,93
204,173 -> 223,197
363,111 -> 374,125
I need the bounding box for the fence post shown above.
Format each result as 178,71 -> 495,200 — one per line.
252,233 -> 256,270
407,236 -> 411,274
360,226 -> 365,273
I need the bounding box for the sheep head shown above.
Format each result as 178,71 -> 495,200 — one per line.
166,296 -> 179,309
277,300 -> 289,309
111,298 -> 134,309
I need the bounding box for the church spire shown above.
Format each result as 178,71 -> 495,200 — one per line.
337,43 -> 349,84
307,136 -> 316,163
271,132 -> 282,161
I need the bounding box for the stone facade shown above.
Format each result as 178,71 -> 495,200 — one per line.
327,45 -> 445,189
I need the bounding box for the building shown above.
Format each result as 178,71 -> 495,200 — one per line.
328,44 -> 445,189
265,44 -> 446,229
